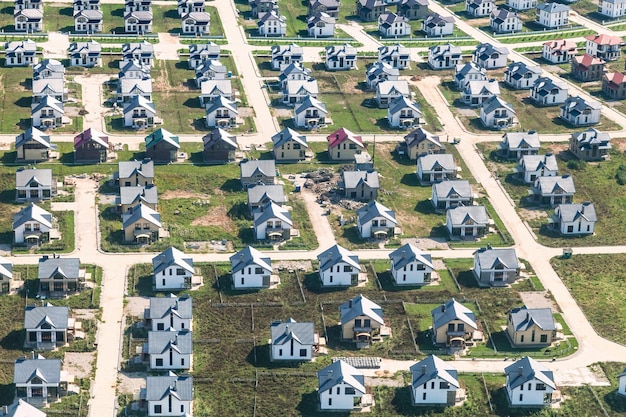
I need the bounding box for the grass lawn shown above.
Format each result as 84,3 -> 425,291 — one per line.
43,5 -> 75,32
279,0 -> 309,37
0,65 -> 32,134
100,4 -> 126,33
151,5 -> 183,34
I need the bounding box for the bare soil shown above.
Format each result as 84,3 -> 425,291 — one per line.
519,291 -> 558,311
160,190 -> 210,200
518,208 -> 548,221
191,205 -> 235,232
64,351 -> 96,379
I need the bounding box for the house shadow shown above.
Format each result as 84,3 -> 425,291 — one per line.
192,118 -> 210,131
227,202 -> 249,221
60,26 -> 75,33
414,199 -> 435,215
175,61 -> 189,71
296,391 -> 352,417
133,274 -> 157,297
0,384 -> 15,406
0,330 -> 25,350
0,6 -> 12,14
183,97 -> 202,109
188,151 -> 205,165
455,270 -> 479,289
111,7 -> 125,16
220,178 -> 241,192
315,150 -> 330,162
163,9 -> 178,18
14,97 -> 31,108
378,270 -> 431,292
60,152 -> 75,165
400,173 -> 419,187
60,7 -> 73,16
238,227 -> 255,245
0,151 -> 17,164
603,390 -> 626,414
302,272 -> 350,295
18,119 -> 31,130
257,61 -> 273,72
131,151 -> 146,160
311,63 -> 327,71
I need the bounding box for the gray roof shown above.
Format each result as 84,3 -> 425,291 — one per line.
182,11 -> 210,23
410,355 -> 459,389
145,374 -> 194,401
379,12 -> 408,27
38,257 -> 80,280
15,8 -> 43,20
200,78 -> 233,96
389,243 -> 433,271
32,77 -> 64,97
271,43 -> 303,58
509,306 -> 556,332
534,175 -> 576,194
431,298 -> 477,330
317,244 -> 361,272
15,127 -> 52,151
124,10 -> 153,22
475,246 -> 519,270
505,62 -> 541,80
121,203 -> 162,229
240,159 -> 276,179
24,304 -> 69,330
5,39 -> 37,55
295,95 -> 327,115
118,59 -> 151,78
388,96 -> 421,116
318,360 -> 365,394
0,256 -> 13,279
307,11 -> 335,26
404,127 -> 443,150
118,185 -> 158,206
424,12 -> 454,26
146,294 -> 193,320
356,200 -> 397,226
342,170 -> 380,189
15,168 -> 53,188
253,201 -> 293,227
533,77 -> 567,95
464,79 -> 500,96
537,2 -> 569,13
378,43 -> 410,60
481,95 -> 515,115
1,399 -> 47,417
147,330 -> 193,354
520,154 -> 558,172
13,203 -> 53,230
503,131 -> 540,149
433,179 -> 472,199
230,246 -> 272,273
31,95 -> 64,115
491,7 -> 519,23
118,159 -> 154,179
429,43 -> 462,59
74,9 -> 103,20
33,59 -> 64,79
454,62 -> 486,82
571,128 -> 611,150
554,202 -> 597,222
152,247 -> 194,276
247,184 -> 286,205
119,77 -> 152,96
377,79 -> 410,96
339,294 -> 384,325
279,62 -> 311,81
325,43 -> 357,59
205,95 -> 238,115
418,153 -> 455,171
447,205 -> 488,226
561,96 -> 602,115
258,10 -> 286,25
189,42 -> 220,57
122,41 -> 155,55
505,356 -> 556,390
366,61 -> 399,81
122,95 -> 156,115
270,318 -> 315,346
272,127 -> 308,149
474,43 -> 509,61
284,79 -> 318,97
202,128 -> 238,150
14,357 -> 62,385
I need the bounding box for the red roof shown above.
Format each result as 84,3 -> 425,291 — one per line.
327,127 -> 363,149
585,34 -> 623,46
574,53 -> 605,69
544,39 -> 576,52
605,71 -> 626,88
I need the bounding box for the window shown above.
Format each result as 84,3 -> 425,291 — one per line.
519,394 -> 523,402
440,382 -> 450,389
540,334 -> 548,343
157,323 -> 165,331
300,349 -> 307,357
181,405 -> 185,413
279,349 -> 283,356
336,387 -> 340,395
255,267 -> 264,274
345,387 -> 355,395
176,268 -> 185,275
422,392 -> 427,400
155,358 -> 163,366
328,398 -> 332,406
154,405 -> 162,414
181,358 -> 185,366
343,265 -> 352,272
536,383 -> 547,391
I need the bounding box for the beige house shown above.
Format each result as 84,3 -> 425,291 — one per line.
431,298 -> 478,351
339,294 -> 385,348
271,128 -> 308,161
121,203 -> 162,244
506,306 -> 556,347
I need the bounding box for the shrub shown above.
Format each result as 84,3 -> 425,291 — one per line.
567,159 -> 587,170
616,165 -> 626,185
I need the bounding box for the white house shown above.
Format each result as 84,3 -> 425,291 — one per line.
618,368 -> 626,396
416,153 -> 456,184
432,179 -> 473,210
462,79 -> 500,107
188,42 -> 220,69
530,77 -> 569,106
31,96 -> 64,130
0,257 -> 13,294
271,43 -> 303,70
230,246 -> 273,289
598,0 -> 626,18
499,130 -> 540,160
366,61 -> 399,90
294,95 -> 327,129
205,96 -> 238,128
421,13 -> 454,36
388,243 -> 434,285
585,33 -> 624,62
14,356 -> 66,405
428,43 -> 462,70
13,203 -> 54,245
24,304 -> 70,350
454,62 -> 487,89
199,78 -> 233,106
446,205 -> 489,238
507,0 -> 536,10
570,128 -> 611,161
339,294 -> 385,347
73,0 -> 99,9
317,244 -> 361,287
144,294 -> 193,331
152,247 -> 194,291
282,79 -> 318,105
258,10 -> 287,36
73,9 -> 103,33
378,13 -> 411,37
124,10 -> 153,33
122,41 -> 154,67
270,318 -> 316,361
181,11 -> 210,34
490,8 -> 522,33
480,95 -> 517,130
123,95 -> 156,128
387,96 -> 423,129
378,43 -> 411,69
356,200 -> 397,239
253,201 -> 293,240
325,43 -> 357,70
473,43 -> 509,69
307,12 -> 335,37
504,62 -> 541,89
144,374 -> 193,417
560,96 -> 602,126
552,202 -> 597,235
473,245 -> 520,286
4,39 -> 38,66
542,39 -> 577,64
517,153 -> 558,184
14,9 -> 44,32
178,0 -> 205,16
376,79 -> 410,108
69,40 -> 102,67
532,174 -> 576,206
505,357 -> 556,406
318,360 -> 366,410
536,2 -> 569,28
146,330 -> 192,370
466,0 -> 494,17
280,62 -> 311,88
410,355 -> 460,405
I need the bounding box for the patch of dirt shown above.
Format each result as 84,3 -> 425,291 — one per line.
124,297 -> 150,317
160,190 -> 210,200
64,351 -> 96,379
191,205 -> 235,232
518,208 -> 548,221
613,139 -> 626,152
118,372 -> 146,395
238,107 -> 255,117
340,75 -> 360,94
519,291 -> 559,311
273,108 -> 293,117
153,66 -> 171,93
74,309 -> 99,320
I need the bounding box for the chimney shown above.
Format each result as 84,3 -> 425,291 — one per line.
348,300 -> 352,308
517,367 -> 523,376
2,405 -> 8,415
421,365 -> 427,375
284,325 -> 290,335
441,304 -> 445,313
526,312 -> 529,322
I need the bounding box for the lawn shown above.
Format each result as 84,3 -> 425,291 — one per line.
151,5 -> 183,34
43,5 -> 75,32
0,65 -> 32,134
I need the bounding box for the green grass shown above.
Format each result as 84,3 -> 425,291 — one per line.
151,5 -> 183,33
43,5 -> 75,32
0,66 -> 32,134
498,29 -> 595,44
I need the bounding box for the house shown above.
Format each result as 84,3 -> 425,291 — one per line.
446,205 -> 488,238
14,0 -> 43,11
428,43 -> 462,70
258,11 -> 287,36
251,0 -> 277,18
309,0 -> 340,17
356,0 -> 388,21
205,96 -> 238,128
388,243 -> 434,285
144,128 -> 180,163
118,59 -> 151,80
230,246 -> 273,289
536,2 -> 569,28
294,95 -> 327,129
410,355 -> 460,405
421,13 -> 454,36
603,71 -> 626,99
270,318 -> 316,361
4,39 -> 37,66
378,13 -> 410,37
32,75 -> 65,104
356,200 -> 397,239
0,257 -> 13,294
74,0 -> 100,11
507,0 -> 536,10
378,43 -> 411,69
530,77 -> 569,106
480,95 -> 517,130
307,12 -> 336,37
397,0 -> 428,20
571,54 -> 605,82
202,128 -> 238,162
560,96 -> 602,126
0,399 -> 46,417
14,356 -> 66,406
24,304 -> 70,349
178,0 -> 205,15
462,79 -> 500,107
144,374 -> 193,417
317,244 -> 361,287
339,294 -> 385,347
125,0 -> 151,12
376,79 -> 410,108
403,127 -> 444,160
15,127 -> 55,162
240,159 -> 276,188
247,184 -> 286,213
454,62 -> 487,89
152,247 -> 194,291
282,79 -> 318,105
121,203 -> 162,244
599,0 -> 626,17
507,306 -> 556,347
499,131 -> 540,160
279,62 -> 312,88
517,153 -> 558,184
117,159 -> 154,187
188,42 -> 220,69
365,61 -> 399,90
145,294 -> 192,331
342,170 -> 380,200
272,127 -> 308,161
181,11 -> 210,34
68,40 -> 102,67
122,41 -> 154,67
504,62 -> 542,90
387,96 -> 423,128
585,34 -> 624,61
533,175 -> 576,206
318,360 -> 366,410
466,0 -> 495,17
31,96 -> 64,130
541,39 -> 576,64
123,95 -> 156,128
354,152 -> 374,171
38,257 -> 84,295
552,202 -> 597,235
254,201 -> 292,240
505,357 -> 556,406
13,203 -> 54,245
15,168 -> 54,201
195,60 -> 228,87
416,153 -> 456,184
271,43 -> 303,70
146,330 -> 192,370
14,9 -> 44,32
432,179 -> 472,210
73,128 -> 109,163
327,127 -> 365,161
431,298 -> 478,350
473,246 -> 520,286
124,10 -> 153,34
325,43 -> 357,70
74,9 -> 103,33
490,8 -> 522,33
473,43 -> 508,69
570,128 -> 611,161
116,185 -> 158,213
